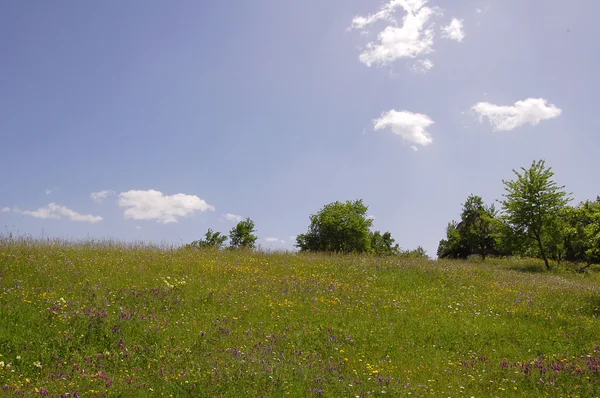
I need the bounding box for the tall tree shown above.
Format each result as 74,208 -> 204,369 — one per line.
296,200 -> 374,253
459,195 -> 498,260
229,218 -> 258,249
562,200 -> 600,271
500,160 -> 571,270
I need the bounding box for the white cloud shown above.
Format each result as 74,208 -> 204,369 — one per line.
441,18 -> 465,42
412,58 -> 434,73
118,189 -> 214,224
223,213 -> 243,223
265,237 -> 284,244
289,235 -> 297,242
90,190 -> 115,204
374,110 -> 434,146
471,98 -> 562,132
1,207 -> 10,213
357,1 -> 436,67
45,187 -> 57,195
411,145 -> 419,151
18,203 -> 102,223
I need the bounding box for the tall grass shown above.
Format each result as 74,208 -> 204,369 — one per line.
1,237 -> 599,396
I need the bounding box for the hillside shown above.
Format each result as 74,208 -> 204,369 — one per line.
1,239 -> 599,397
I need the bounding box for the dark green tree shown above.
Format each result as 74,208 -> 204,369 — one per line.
296,200 -> 374,253
370,231 -> 400,256
562,200 -> 600,271
437,221 -> 469,259
500,160 -> 571,270
459,195 -> 498,259
229,218 -> 258,249
437,195 -> 498,259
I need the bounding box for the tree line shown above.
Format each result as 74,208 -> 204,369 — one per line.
186,199 -> 426,258
437,160 -> 599,271
186,159 -> 599,271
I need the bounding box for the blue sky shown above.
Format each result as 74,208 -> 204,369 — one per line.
1,0 -> 598,255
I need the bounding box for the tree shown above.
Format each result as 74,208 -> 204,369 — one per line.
296,200 -> 374,253
437,221 -> 469,259
370,231 -> 400,256
188,228 -> 228,249
458,195 -> 498,260
500,160 -> 571,270
436,195 -> 498,259
562,200 -> 600,271
229,218 -> 258,249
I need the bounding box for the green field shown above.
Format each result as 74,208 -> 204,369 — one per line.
1,238 -> 599,397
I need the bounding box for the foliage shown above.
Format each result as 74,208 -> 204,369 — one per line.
500,160 -> 571,270
369,230 -> 399,256
562,199 -> 600,270
296,200 -> 374,253
437,195 -> 498,259
228,218 -> 258,249
186,228 -> 228,249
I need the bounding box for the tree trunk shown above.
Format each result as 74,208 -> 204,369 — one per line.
535,235 -> 550,270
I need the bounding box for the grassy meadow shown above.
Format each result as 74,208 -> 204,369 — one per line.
1,237 -> 600,397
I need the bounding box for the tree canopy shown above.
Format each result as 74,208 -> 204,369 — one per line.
229,218 -> 258,249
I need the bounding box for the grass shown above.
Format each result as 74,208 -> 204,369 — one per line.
1,237 -> 600,397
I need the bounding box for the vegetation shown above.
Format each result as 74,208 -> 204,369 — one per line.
438,159 -> 598,271
228,218 -> 258,249
186,229 -> 228,249
296,200 -> 374,254
2,238 -> 600,397
501,160 -> 572,270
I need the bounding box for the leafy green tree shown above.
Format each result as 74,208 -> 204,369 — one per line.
437,195 -> 498,259
437,221 -> 469,259
189,228 -> 228,249
500,160 -> 571,270
296,200 -> 374,253
229,218 -> 258,249
562,200 -> 600,271
370,231 -> 400,256
459,195 -> 498,260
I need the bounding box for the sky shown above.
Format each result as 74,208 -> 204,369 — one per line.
1,0 -> 598,255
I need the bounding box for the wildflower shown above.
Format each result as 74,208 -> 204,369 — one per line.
33,361 -> 42,369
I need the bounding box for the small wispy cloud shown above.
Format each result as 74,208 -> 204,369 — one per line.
265,237 -> 284,244
223,213 -> 243,223
412,59 -> 434,73
17,203 -> 103,223
441,18 -> 465,42
1,207 -> 10,213
90,190 -> 115,204
45,187 -> 57,195
471,98 -> 562,131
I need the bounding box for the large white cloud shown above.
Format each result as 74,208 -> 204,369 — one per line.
351,0 -> 466,69
441,18 -> 465,42
471,98 -> 562,131
223,213 -> 242,222
90,190 -> 115,204
18,203 -> 102,223
118,189 -> 214,224
356,1 -> 435,67
374,110 -> 434,147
